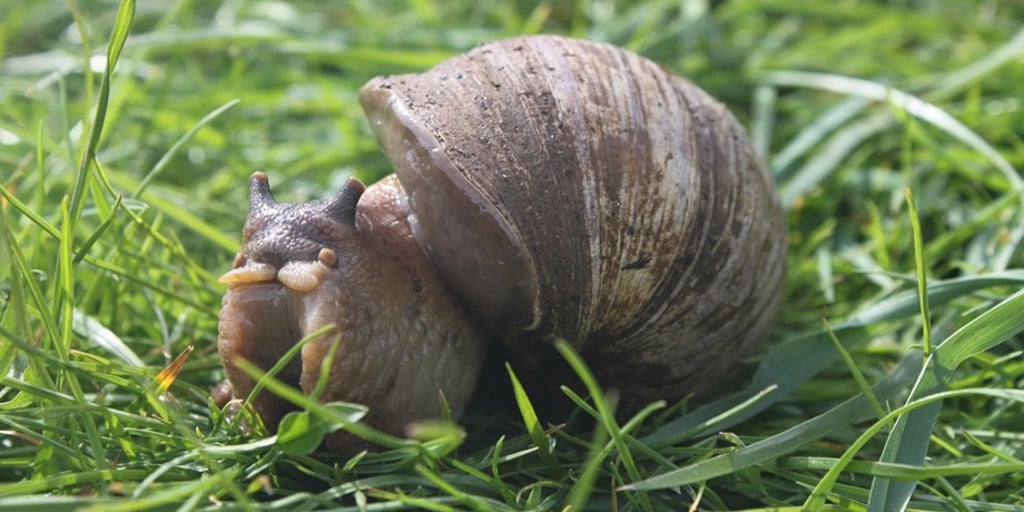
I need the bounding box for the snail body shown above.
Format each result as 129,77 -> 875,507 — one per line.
216,35 -> 787,452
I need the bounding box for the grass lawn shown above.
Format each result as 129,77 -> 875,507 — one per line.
2,0 -> 1024,510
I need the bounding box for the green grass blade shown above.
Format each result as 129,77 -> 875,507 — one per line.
845,272 -> 1024,327
781,457 -> 1024,479
555,341 -> 653,511
71,193 -> 122,264
232,358 -> 409,450
644,271 -> 1024,449
776,112 -> 889,208
806,388 -> 1024,510
133,99 -> 240,197
824,319 -> 884,418
70,309 -> 144,366
934,28 -> 1024,99
641,325 -> 869,448
68,0 -> 135,225
624,351 -> 922,490
103,172 -> 240,252
762,70 -> 1023,193
566,417 -> 610,511
504,363 -> 560,474
771,96 -> 870,175
905,188 -> 932,355
866,286 -> 1024,510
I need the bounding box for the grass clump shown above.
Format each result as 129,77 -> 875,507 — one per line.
2,0 -> 1024,510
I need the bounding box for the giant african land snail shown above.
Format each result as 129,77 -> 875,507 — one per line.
215,35 -> 787,453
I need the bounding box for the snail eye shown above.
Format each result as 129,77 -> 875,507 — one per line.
317,247 -> 338,268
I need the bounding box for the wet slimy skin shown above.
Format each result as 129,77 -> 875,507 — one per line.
215,173 -> 485,452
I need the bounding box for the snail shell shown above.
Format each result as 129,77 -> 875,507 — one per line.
216,35 -> 786,451
360,35 -> 786,403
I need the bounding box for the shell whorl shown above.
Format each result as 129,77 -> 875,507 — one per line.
360,35 -> 787,403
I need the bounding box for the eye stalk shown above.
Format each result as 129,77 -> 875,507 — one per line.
324,178 -> 366,226
249,171 -> 276,210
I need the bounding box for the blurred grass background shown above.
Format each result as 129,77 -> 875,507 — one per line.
1,0 -> 1023,510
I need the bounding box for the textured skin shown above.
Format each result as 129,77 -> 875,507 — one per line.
217,174 -> 486,452
359,35 -> 787,407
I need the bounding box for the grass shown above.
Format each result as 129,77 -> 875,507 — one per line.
2,0 -> 1024,510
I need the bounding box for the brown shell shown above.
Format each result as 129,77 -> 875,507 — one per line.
359,35 -> 787,404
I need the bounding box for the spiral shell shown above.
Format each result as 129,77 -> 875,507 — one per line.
359,35 -> 787,403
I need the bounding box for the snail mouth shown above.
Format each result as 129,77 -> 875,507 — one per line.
218,281 -> 308,363
217,279 -> 310,427
217,247 -> 348,429
217,250 -> 343,383
217,253 -> 340,427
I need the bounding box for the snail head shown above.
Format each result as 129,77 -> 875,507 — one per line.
219,172 -> 366,293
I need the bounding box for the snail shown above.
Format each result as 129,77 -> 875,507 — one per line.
214,35 -> 787,453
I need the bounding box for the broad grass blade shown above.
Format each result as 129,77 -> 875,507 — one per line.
867,287 -> 1024,510
625,351 -> 922,490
